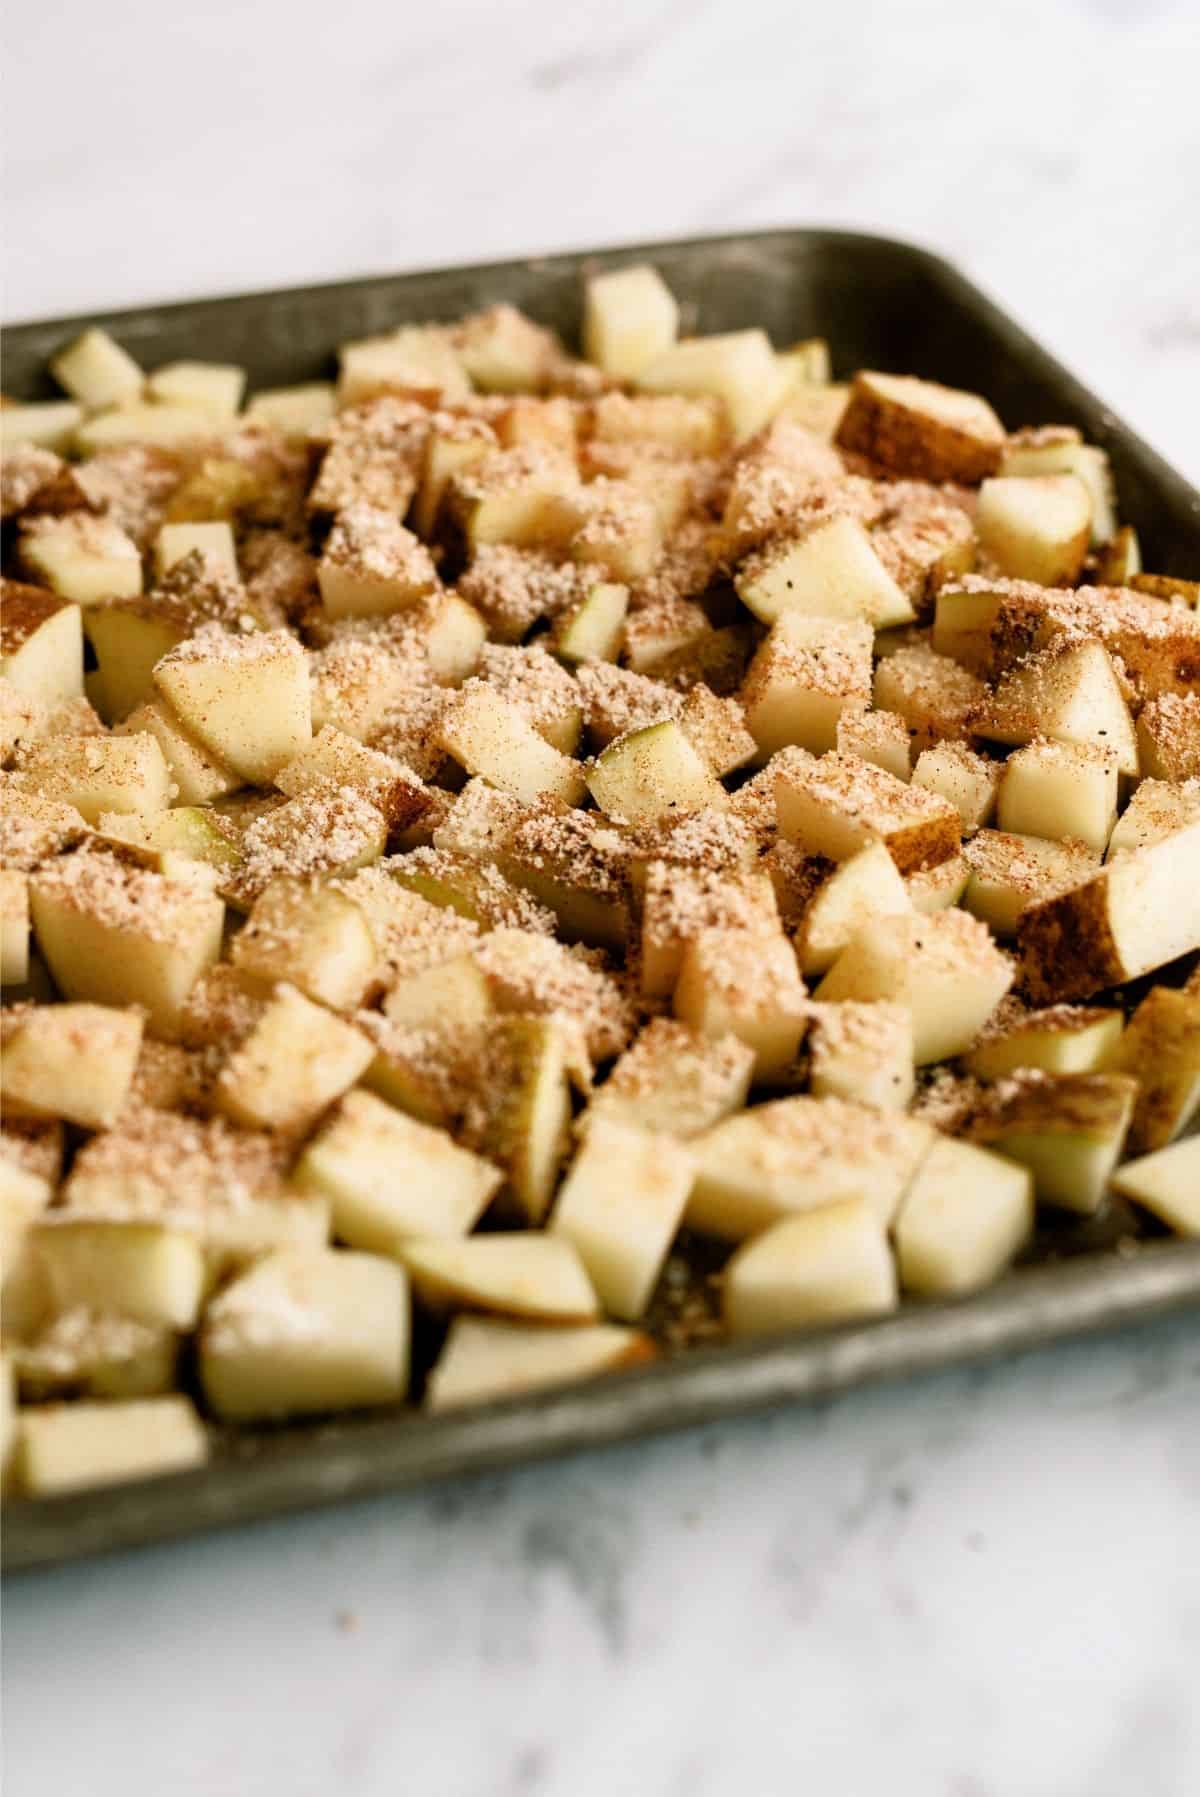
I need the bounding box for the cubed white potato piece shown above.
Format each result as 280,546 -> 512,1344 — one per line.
1106,778 -> 1200,861
976,475 -> 1091,586
894,1138 -> 1033,1297
674,927 -> 807,1081
117,699 -> 240,805
1,870 -> 30,985
967,1005 -> 1123,1081
153,520 -> 238,581
736,515 -> 915,630
963,830 -> 1099,938
318,502 -> 439,618
449,447 -> 580,553
457,304 -> 561,392
775,750 -> 960,874
30,849 -> 224,1033
403,1235 -> 598,1323
425,1315 -> 653,1412
640,863 -> 779,999
0,401 -> 84,453
200,1248 -> 408,1419
777,337 -> 834,389
970,1071 -> 1136,1214
911,742 -> 1000,830
587,719 -> 727,824
724,1199 -> 897,1336
584,1019 -> 754,1140
835,371 -> 1004,483
550,1120 -> 695,1321
1110,1139 -> 1200,1235
35,1220 -> 206,1328
154,625 -> 312,784
997,738 -> 1118,854
437,683 -> 585,806
1000,438 -> 1116,544
793,840 -> 915,978
295,1089 -> 501,1254
1108,986 -> 1200,1154
411,419 -> 496,537
338,326 -> 470,407
979,639 -> 1138,777
835,705 -> 912,782
687,1097 -> 934,1239
871,642 -> 984,753
51,327 -> 143,409
75,403 -> 217,453
806,1000 -> 916,1111
636,330 -> 782,441
21,513 -> 142,604
146,360 -> 246,418
12,731 -> 172,823
245,381 -> 336,437
1020,817 -> 1200,1002
1136,694 -> 1200,784
0,1153 -> 54,1272
17,1396 -> 207,1496
739,614 -> 873,757
1,587 -> 83,705
14,1310 -> 178,1403
817,909 -> 1014,1064
906,853 -> 970,914
1,1002 -> 143,1130
678,685 -> 756,778
583,265 -> 679,379
275,726 -> 429,831
214,983 -> 373,1134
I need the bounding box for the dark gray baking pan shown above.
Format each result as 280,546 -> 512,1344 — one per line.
4,229 -> 1199,1574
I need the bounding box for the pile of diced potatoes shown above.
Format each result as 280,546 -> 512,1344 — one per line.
2,261 -> 1199,1501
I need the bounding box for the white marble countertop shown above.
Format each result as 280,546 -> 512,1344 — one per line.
4,3 -> 1199,1793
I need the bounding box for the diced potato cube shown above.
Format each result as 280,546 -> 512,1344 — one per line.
438,683 -> 585,805
245,382 -> 336,438
403,1234 -> 598,1323
911,742 -> 1000,830
21,513 -> 142,604
154,520 -> 238,581
967,1004 -> 1123,1081
35,1220 -> 205,1328
835,371 -> 1004,483
724,1200 -> 897,1336
963,829 -> 1098,938
835,705 -> 912,782
549,1120 -> 694,1321
894,1139 -> 1033,1296
425,1315 -> 653,1411
13,731 -> 172,823
1,1002 -> 143,1129
449,447 -> 579,552
30,848 -> 224,1033
806,1000 -> 915,1110
817,909 -> 1014,1064
76,404 -> 217,453
295,1089 -> 501,1254
154,626 -> 312,784
583,265 -> 679,379
1110,1139 -> 1200,1235
739,614 -> 873,757
996,738 -> 1117,853
0,401 -> 84,453
792,840 -> 915,977
1106,779 -> 1200,861
1000,437 -> 1116,544
872,642 -> 984,752
551,581 -> 630,666
318,503 -> 439,618
469,1016 -> 575,1224
775,750 -> 960,875
17,1396 -> 207,1496
200,1248 -> 408,1420
640,863 -> 779,999
458,304 -> 562,393
15,1311 -> 178,1402
1136,694 -> 1200,784
736,516 -> 915,631
969,1071 -> 1136,1214
1,869 -> 30,985
117,699 -> 239,805
588,719 -> 726,825
984,639 -> 1140,776
214,983 -> 373,1134
0,585 -> 84,706
51,327 -> 143,409
146,360 -> 246,419
636,330 -> 782,441
338,326 -> 469,407
1107,986 -> 1200,1153
674,927 -> 807,1081
976,474 -> 1091,586
687,1097 -> 933,1238
584,1019 -> 754,1139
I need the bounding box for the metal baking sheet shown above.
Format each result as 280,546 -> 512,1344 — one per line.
4,229 -> 1198,1573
